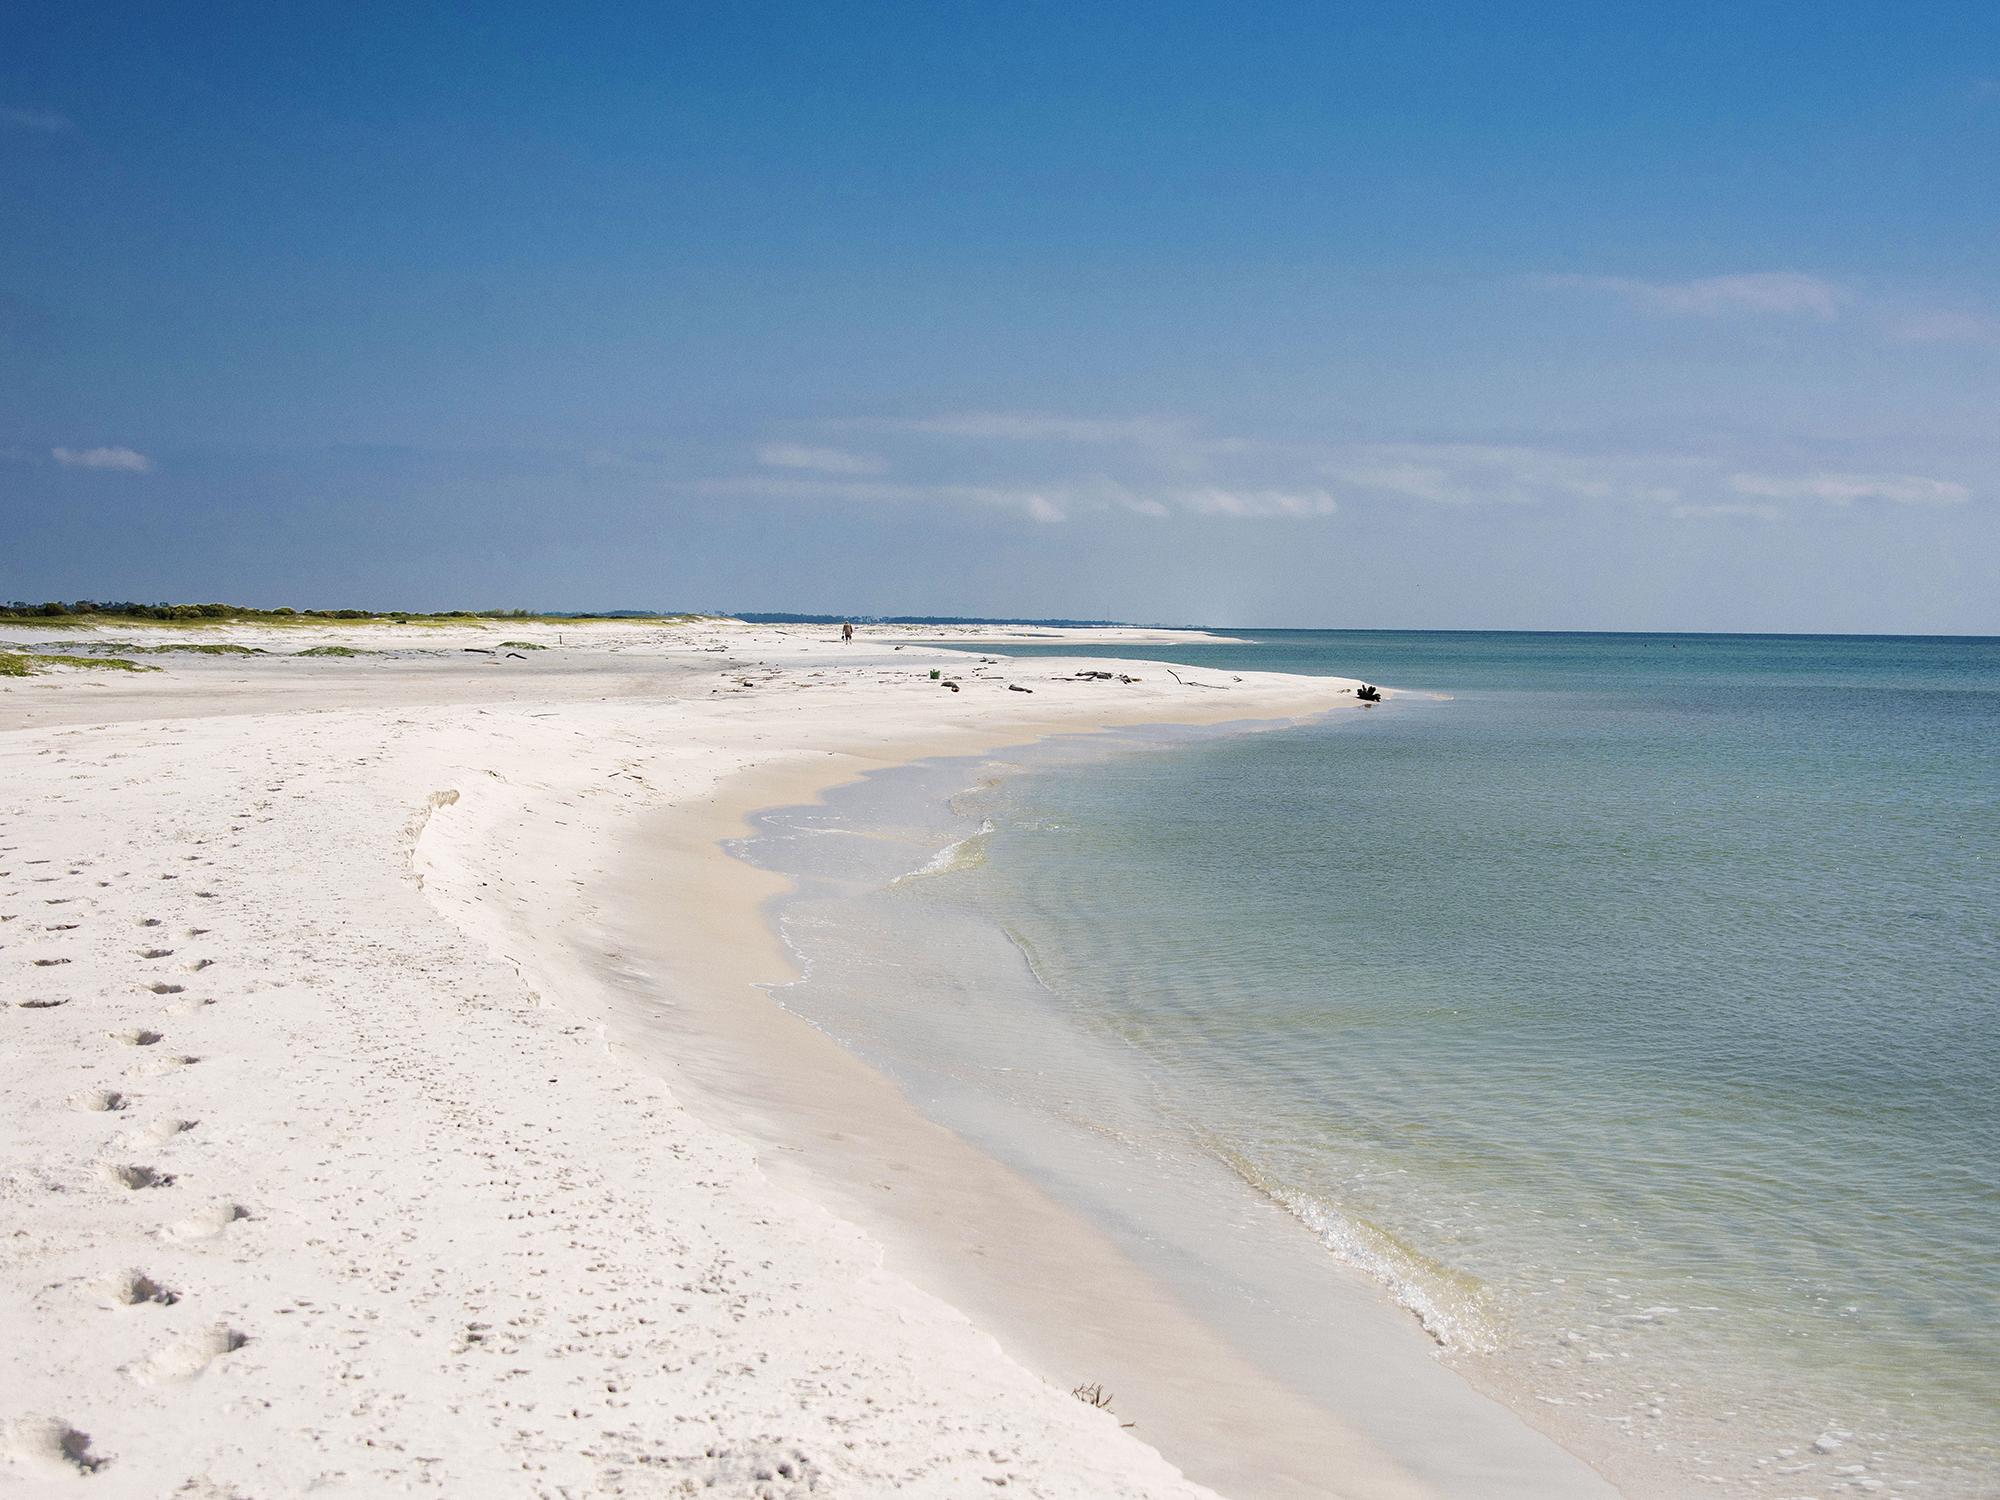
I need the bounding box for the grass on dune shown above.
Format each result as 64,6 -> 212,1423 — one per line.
0,650 -> 161,676
3,601 -> 724,628
20,641 -> 267,657
131,642 -> 267,655
294,645 -> 369,657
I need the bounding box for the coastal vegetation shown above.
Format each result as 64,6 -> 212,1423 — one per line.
0,650 -> 160,676
1,600 -> 711,626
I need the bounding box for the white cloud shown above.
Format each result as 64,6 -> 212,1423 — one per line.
1728,471 -> 1969,506
841,411 -> 1183,445
691,471 -> 1339,524
1176,487 -> 1337,518
52,445 -> 152,472
729,415 -> 1971,532
1,107 -> 72,133
756,442 -> 886,475
1324,443 -> 1684,507
1544,271 -> 1847,320
696,474 -> 1073,522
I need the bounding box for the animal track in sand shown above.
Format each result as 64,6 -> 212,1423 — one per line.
113,1028 -> 164,1047
98,1269 -> 178,1307
136,917 -> 162,928
137,947 -> 174,959
160,1203 -> 247,1242
122,1326 -> 247,1385
46,921 -> 79,931
183,958 -> 215,972
68,1088 -> 129,1112
146,982 -> 184,995
100,1162 -> 174,1190
0,1416 -> 106,1476
19,998 -> 69,1009
184,928 -> 209,937
31,957 -> 72,967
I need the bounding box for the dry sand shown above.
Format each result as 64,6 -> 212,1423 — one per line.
0,619 -> 1615,1498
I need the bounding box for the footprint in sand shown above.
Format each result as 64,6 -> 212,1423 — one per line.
112,1028 -> 164,1047
0,1416 -> 106,1476
99,1162 -> 174,1190
122,1326 -> 247,1385
160,1203 -> 248,1243
68,1088 -> 129,1113
96,1269 -> 178,1308
127,1118 -> 195,1146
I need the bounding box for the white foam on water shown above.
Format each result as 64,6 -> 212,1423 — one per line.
891,820 -> 994,884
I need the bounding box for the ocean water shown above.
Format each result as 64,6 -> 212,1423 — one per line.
738,632 -> 2000,1497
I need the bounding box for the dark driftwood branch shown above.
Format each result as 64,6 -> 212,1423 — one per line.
1166,668 -> 1227,689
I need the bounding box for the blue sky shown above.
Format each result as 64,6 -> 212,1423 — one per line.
4,2 -> 1996,629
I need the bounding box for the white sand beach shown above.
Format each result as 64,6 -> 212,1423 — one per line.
0,620 -> 1617,1498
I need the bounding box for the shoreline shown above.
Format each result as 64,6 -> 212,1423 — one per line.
1,619 -> 1616,1496
594,712 -> 1626,1500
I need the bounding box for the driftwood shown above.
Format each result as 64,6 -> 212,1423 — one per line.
1356,683 -> 1382,702
1009,684 -> 1033,693
1166,668 -> 1226,690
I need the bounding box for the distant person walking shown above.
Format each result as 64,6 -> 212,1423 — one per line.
841,621 -> 854,643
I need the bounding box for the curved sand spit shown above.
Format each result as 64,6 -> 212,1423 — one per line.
0,619 -> 1617,1498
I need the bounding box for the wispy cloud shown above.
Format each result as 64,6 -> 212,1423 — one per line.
1177,487 -> 1336,518
839,411 -> 1184,445
709,414 -> 1973,530
1542,271 -> 1847,320
1670,502 -> 1782,522
1728,471 -> 1969,506
1323,443 -> 1685,507
756,442 -> 886,476
1,107 -> 73,134
52,445 -> 152,472
694,471 -> 1334,524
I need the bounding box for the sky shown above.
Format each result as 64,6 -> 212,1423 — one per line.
3,1 -> 1997,631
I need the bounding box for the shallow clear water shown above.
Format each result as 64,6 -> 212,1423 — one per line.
742,632 -> 2000,1497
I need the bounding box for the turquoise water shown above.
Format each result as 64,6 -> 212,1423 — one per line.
746,632 -> 2000,1496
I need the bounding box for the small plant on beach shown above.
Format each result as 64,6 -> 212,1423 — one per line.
295,645 -> 367,657
497,640 -> 547,649
1071,1383 -> 1135,1427
930,668 -> 942,679
0,652 -> 29,677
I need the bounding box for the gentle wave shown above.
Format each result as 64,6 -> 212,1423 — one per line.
891,820 -> 995,884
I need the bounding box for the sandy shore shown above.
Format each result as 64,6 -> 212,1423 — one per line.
0,619 -> 1614,1497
